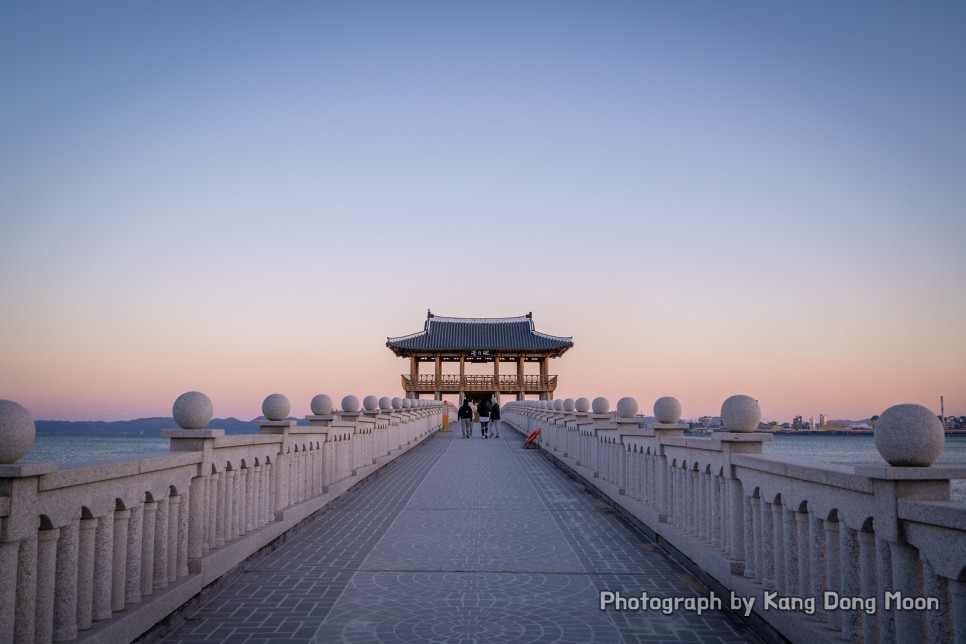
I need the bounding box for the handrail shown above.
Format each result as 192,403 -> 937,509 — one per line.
502,398 -> 966,644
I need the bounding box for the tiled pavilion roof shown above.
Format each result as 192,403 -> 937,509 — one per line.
387,312 -> 573,357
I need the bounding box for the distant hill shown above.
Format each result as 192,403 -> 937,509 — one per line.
36,417 -> 261,436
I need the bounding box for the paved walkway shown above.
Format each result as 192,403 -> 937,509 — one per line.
164,425 -> 754,643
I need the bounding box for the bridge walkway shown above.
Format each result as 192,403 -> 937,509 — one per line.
163,425 -> 754,643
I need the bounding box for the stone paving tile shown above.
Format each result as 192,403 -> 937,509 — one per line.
164,426 -> 753,644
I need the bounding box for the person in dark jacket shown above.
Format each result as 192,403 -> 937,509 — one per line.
490,400 -> 501,438
477,399 -> 491,438
458,399 -> 474,438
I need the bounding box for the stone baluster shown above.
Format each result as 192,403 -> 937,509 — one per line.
742,494 -> 756,579
52,519 -> 79,642
243,464 -> 254,533
93,512 -> 115,621
761,498 -> 775,590
781,506 -> 797,597
125,504 -> 144,605
839,524 -> 860,640
708,471 -> 724,548
224,468 -> 236,541
809,513 -> 826,622
796,509 -> 810,600
76,515 -> 98,631
155,495 -> 170,590
252,462 -> 262,529
141,499 -> 157,597
0,540 -> 17,639
857,530 -> 879,644
36,527 -> 60,644
771,501 -> 784,592
215,470 -> 226,547
209,471 -> 220,548
752,496 -> 763,581
824,518 -> 841,630
727,478 -> 744,560
167,495 -> 180,583
111,508 -> 130,612
235,465 -> 246,537
15,535 -> 39,642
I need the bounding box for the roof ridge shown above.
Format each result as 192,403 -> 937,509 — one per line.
431,315 -> 530,324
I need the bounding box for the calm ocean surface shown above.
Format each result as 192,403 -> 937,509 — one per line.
21,432 -> 966,500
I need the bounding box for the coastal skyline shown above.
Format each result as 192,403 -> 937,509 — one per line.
2,2 -> 964,423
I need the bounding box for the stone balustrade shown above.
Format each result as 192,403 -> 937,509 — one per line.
0,394 -> 450,643
503,396 -> 966,644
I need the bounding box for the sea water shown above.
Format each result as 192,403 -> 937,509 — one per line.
21,433 -> 966,500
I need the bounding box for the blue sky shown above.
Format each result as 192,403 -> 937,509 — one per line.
2,1 -> 964,421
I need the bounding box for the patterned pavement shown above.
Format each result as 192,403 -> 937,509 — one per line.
163,426 -> 755,643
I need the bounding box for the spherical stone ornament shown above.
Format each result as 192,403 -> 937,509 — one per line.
0,400 -> 35,464
617,397 -> 638,419
564,398 -> 575,412
363,395 -> 379,411
575,398 -> 590,413
654,397 -> 682,424
310,394 -> 333,416
341,395 -> 360,413
721,395 -> 761,432
553,400 -> 564,411
379,397 -> 392,412
402,398 -> 412,409
173,391 -> 213,430
392,397 -> 403,410
875,404 -> 945,467
261,393 -> 290,421
592,397 -> 610,414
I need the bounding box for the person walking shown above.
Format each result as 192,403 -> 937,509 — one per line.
490,399 -> 501,437
477,398 -> 491,438
458,398 -> 474,438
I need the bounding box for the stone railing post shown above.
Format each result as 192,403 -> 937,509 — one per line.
336,396 -> 362,477
375,397 -> 394,460
614,398 -> 642,496
360,395 -> 381,467
305,394 -> 337,494
162,391 -> 222,572
713,395 -> 769,569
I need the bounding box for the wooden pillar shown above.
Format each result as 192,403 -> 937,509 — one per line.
459,355 -> 465,392
493,356 -> 500,394
540,357 -> 548,397
409,356 -> 418,398
435,356 -> 442,401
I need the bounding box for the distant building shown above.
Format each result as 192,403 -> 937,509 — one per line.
793,416 -> 803,430
386,311 -> 573,403
819,413 -> 826,428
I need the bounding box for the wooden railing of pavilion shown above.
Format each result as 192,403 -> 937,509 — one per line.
401,374 -> 558,392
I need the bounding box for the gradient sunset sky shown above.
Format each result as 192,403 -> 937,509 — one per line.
2,2 -> 963,423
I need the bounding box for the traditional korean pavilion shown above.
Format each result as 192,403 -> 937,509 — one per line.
386,311 -> 573,402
